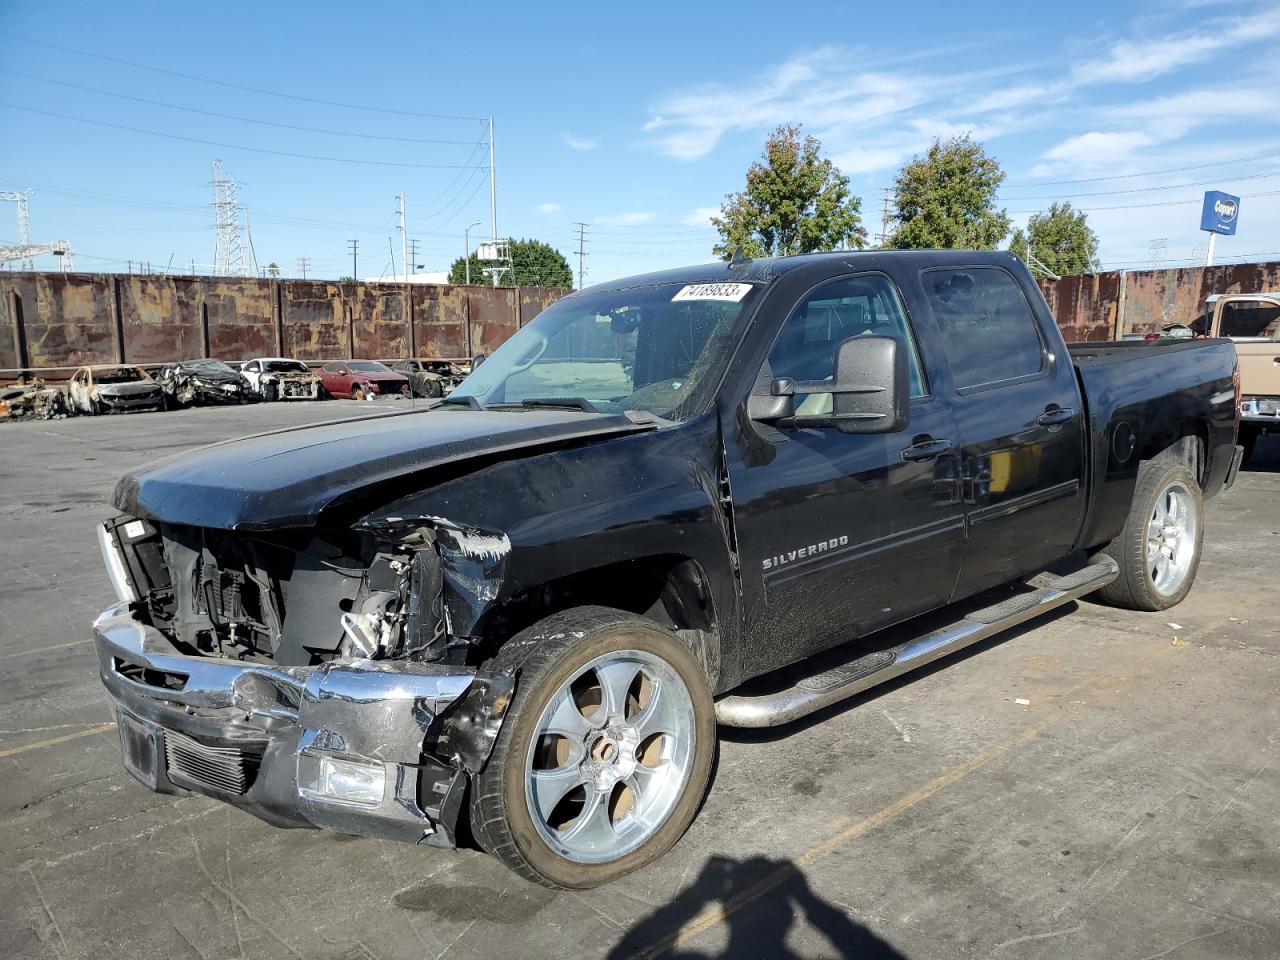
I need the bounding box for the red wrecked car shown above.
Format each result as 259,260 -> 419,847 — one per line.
318,360 -> 411,400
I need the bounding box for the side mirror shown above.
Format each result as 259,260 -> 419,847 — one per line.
472,352 -> 486,369
750,335 -> 908,434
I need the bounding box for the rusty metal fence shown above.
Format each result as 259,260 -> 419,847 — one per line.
0,274 -> 567,380
1036,259 -> 1280,341
6,261 -> 1280,379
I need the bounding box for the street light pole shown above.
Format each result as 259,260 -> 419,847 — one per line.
464,221 -> 482,285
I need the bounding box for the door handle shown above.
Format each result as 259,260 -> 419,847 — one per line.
1037,407 -> 1075,426
901,438 -> 953,462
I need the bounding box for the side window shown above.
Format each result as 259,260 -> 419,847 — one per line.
1219,301 -> 1280,339
322,362 -> 340,373
764,274 -> 927,411
922,267 -> 1044,389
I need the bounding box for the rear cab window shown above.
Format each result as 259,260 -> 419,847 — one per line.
921,267 -> 1045,390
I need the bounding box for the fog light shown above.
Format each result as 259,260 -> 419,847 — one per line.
299,754 -> 385,807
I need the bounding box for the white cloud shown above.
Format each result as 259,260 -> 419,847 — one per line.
565,135 -> 598,151
680,206 -> 720,227
1031,131 -> 1158,176
643,46 -> 932,161
536,202 -> 561,215
1072,9 -> 1280,84
595,211 -> 655,226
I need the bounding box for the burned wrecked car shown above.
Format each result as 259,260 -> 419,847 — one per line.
95,251 -> 1241,889
240,357 -> 323,401
0,379 -> 68,420
69,365 -> 165,415
389,358 -> 467,398
158,359 -> 251,407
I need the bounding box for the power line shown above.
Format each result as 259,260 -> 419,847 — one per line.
0,102 -> 487,169
1001,167 -> 1280,201
2,71 -> 488,146
4,34 -> 488,121
1005,148 -> 1280,188
1007,186 -> 1280,215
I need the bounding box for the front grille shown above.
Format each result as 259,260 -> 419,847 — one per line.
163,728 -> 263,796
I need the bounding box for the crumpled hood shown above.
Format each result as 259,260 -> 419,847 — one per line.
113,407 -> 655,530
98,381 -> 162,398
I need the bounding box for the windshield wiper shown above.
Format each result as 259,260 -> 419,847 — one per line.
513,397 -> 601,413
437,394 -> 485,410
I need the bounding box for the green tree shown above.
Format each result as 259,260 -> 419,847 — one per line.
890,134 -> 1011,250
448,238 -> 573,287
266,262 -> 280,278
1009,202 -> 1099,275
712,124 -> 866,260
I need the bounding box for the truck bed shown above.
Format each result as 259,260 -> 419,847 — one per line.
1068,336 -> 1238,554
1066,338 -> 1230,366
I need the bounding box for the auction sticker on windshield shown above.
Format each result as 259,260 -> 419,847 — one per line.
672,282 -> 754,302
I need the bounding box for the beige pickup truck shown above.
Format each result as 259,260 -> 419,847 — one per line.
1198,293 -> 1280,460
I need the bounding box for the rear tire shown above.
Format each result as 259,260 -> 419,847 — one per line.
470,607 -> 716,889
1092,460 -> 1204,611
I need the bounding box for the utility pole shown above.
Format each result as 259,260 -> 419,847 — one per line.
878,187 -> 892,246
348,239 -> 359,280
242,206 -> 259,276
397,193 -> 407,281
464,221 -> 481,285
575,222 -> 588,289
408,238 -> 420,275
488,117 -> 498,242
297,256 -> 310,279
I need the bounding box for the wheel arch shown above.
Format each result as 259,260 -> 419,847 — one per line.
472,554 -> 724,691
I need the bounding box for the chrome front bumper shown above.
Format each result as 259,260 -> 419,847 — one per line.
93,603 -> 511,845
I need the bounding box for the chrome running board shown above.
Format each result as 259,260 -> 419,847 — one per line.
715,560 -> 1119,728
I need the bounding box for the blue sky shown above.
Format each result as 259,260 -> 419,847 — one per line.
2,0 -> 1279,283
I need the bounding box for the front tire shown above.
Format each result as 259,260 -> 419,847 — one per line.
471,607 -> 716,889
350,384 -> 365,401
1093,460 -> 1204,611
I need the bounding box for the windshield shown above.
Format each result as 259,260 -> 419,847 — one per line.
349,361 -> 393,373
95,368 -> 147,384
188,360 -> 236,374
450,281 -> 757,420
265,360 -> 309,373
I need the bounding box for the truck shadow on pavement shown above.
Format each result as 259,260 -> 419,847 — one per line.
607,855 -> 906,959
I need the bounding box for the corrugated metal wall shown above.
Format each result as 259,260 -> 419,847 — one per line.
1037,259 -> 1280,340
0,274 -> 567,376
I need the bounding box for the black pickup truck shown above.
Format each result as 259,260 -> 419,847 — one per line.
94,250 -> 1242,888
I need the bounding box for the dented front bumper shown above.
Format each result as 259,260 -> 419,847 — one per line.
93,602 -> 512,846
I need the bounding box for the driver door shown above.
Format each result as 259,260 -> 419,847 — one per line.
724,272 -> 964,676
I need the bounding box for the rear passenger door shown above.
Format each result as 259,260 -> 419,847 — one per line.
918,265 -> 1086,596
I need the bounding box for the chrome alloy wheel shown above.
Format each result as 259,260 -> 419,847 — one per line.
523,649 -> 696,864
1146,479 -> 1199,596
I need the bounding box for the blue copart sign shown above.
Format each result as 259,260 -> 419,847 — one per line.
1200,191 -> 1240,235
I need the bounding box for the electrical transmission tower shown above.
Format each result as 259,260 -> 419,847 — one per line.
1148,238 -> 1167,270
297,257 -> 311,279
0,189 -> 73,271
211,160 -> 247,277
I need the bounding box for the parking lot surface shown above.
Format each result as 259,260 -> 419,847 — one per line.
2,403 -> 1277,959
